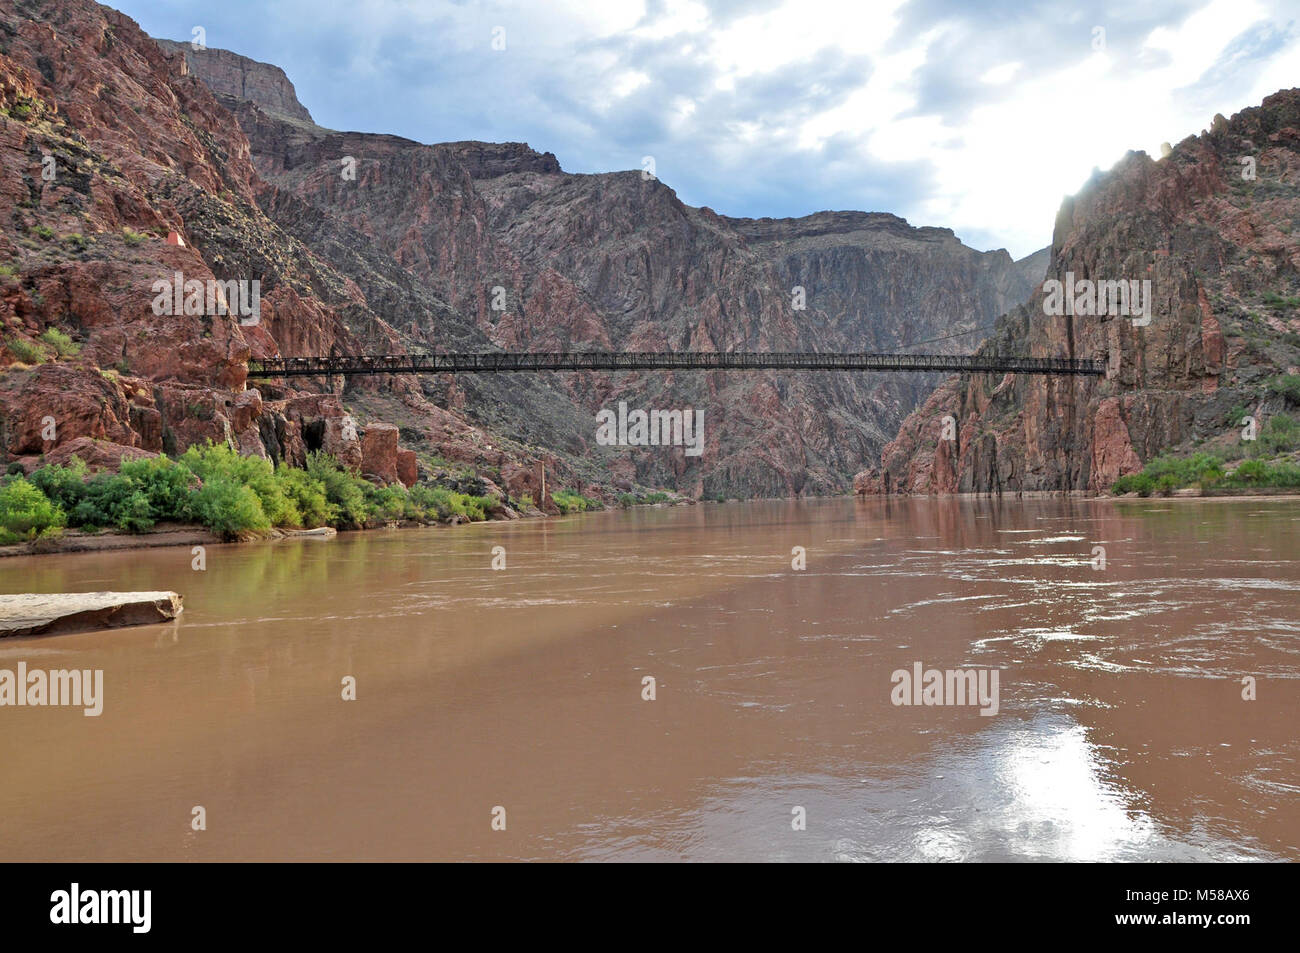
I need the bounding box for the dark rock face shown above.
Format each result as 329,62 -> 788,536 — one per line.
856,90 -> 1300,494
437,141 -> 562,179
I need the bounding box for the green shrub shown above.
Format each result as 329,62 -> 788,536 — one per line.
18,442 -> 513,537
552,489 -> 600,514
1111,472 -> 1156,496
617,492 -> 637,507
30,455 -> 195,532
464,495 -> 493,521
39,327 -> 79,358
73,472 -> 155,532
182,443 -> 300,527
122,227 -> 147,246
1223,458 -> 1300,488
1267,375 -> 1300,405
406,484 -> 492,523
1154,473 -> 1181,495
0,477 -> 65,540
408,484 -> 466,521
1147,453 -> 1216,484
1227,459 -> 1269,485
1115,452 -> 1227,493
1266,461 -> 1300,487
400,486 -> 429,522
1113,447 -> 1300,493
1255,414 -> 1300,455
190,477 -> 270,538
1261,291 -> 1300,310
275,466 -> 334,528
304,451 -> 369,526
5,336 -> 48,364
28,457 -> 89,511
32,225 -> 53,241
118,455 -> 195,522
364,482 -> 408,521
1196,462 -> 1225,488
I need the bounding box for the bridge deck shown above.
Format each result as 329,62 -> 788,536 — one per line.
247,352 -> 1107,378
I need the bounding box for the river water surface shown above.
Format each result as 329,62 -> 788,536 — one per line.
1,497 -> 1297,861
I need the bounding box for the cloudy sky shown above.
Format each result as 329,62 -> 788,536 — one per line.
114,0 -> 1298,258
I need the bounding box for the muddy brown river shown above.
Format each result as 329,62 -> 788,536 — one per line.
1,497 -> 1296,861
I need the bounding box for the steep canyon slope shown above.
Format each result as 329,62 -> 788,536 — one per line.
1,0 -> 1043,500
0,0 -> 435,486
855,91 -> 1300,495
152,27 -> 1046,498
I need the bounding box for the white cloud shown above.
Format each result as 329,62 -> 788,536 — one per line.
118,0 -> 1300,258
980,61 -> 1022,85
708,0 -> 908,79
632,0 -> 710,39
611,69 -> 651,98
764,0 -> 1295,255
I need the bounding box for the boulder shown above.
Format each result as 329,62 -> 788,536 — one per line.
396,448 -> 418,488
0,591 -> 183,638
853,468 -> 889,495
360,423 -> 400,484
321,415 -> 363,471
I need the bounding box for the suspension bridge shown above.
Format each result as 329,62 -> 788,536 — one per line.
246,351 -> 1107,378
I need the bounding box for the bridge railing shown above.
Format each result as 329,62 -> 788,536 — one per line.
247,351 -> 1107,378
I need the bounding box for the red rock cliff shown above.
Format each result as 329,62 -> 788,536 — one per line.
856,90 -> 1300,494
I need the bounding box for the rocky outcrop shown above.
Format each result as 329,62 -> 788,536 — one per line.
317,414 -> 362,471
359,422 -> 399,484
395,448 -> 418,488
857,89 -> 1300,494
154,39 -> 312,122
0,591 -> 182,637
437,141 -> 562,179
501,460 -> 558,511
16,436 -> 156,473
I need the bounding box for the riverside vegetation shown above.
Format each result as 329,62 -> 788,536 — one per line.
1111,394 -> 1300,496
0,444 -> 575,545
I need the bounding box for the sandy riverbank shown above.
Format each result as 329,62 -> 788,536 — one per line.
0,506 -> 569,560
0,522 -> 336,559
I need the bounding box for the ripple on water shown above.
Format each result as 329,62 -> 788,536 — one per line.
889,593 -> 1002,616
1013,535 -> 1088,543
